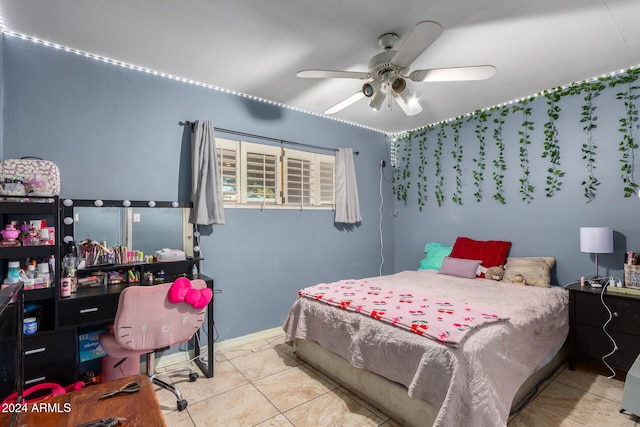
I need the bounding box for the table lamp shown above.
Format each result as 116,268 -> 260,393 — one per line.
580,226 -> 613,283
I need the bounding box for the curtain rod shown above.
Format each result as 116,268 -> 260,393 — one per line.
181,121 -> 358,155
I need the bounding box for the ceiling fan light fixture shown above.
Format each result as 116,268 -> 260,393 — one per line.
369,89 -> 386,111
362,79 -> 383,98
297,21 -> 495,117
391,77 -> 406,93
362,82 -> 375,97
394,88 -> 422,116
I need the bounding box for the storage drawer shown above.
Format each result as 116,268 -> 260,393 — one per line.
58,294 -> 119,327
24,330 -> 74,369
574,292 -> 640,334
23,362 -> 75,390
0,331 -> 76,400
575,324 -> 640,371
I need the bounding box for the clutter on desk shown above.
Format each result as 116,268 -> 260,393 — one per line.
61,240 -> 78,296
75,417 -> 126,427
1,219 -> 55,247
79,237 -> 178,268
2,257 -> 53,291
23,317 -> 37,335
99,381 -> 140,399
155,248 -> 186,261
0,158 -> 60,196
23,302 -> 44,334
624,251 -> 640,288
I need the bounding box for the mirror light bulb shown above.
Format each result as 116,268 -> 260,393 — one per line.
94,199 -> 103,207
122,200 -> 131,207
148,201 -> 156,208
63,217 -> 74,225
63,199 -> 74,207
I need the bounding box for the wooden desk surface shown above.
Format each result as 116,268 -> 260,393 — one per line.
0,375 -> 165,427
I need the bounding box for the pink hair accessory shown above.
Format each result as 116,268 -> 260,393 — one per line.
168,277 -> 212,309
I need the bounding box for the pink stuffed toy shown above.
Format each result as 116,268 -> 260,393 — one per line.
168,277 -> 212,309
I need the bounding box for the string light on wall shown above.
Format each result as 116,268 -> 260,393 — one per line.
395,65 -> 640,137
0,30 -> 385,134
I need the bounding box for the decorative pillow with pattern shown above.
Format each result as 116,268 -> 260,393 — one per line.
502,257 -> 555,287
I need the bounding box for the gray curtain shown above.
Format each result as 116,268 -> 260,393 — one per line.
335,147 -> 362,224
190,120 -> 225,225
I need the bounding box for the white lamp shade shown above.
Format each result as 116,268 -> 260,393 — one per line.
580,227 -> 614,253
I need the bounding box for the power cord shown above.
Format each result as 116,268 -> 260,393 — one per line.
599,276 -> 621,379
379,160 -> 385,276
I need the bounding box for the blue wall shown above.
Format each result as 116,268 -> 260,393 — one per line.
6,32 -> 639,343
1,36 -> 395,341
392,84 -> 640,286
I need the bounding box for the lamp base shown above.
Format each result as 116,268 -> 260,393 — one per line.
586,276 -> 607,286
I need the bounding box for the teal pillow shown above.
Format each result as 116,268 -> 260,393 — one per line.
418,242 -> 453,270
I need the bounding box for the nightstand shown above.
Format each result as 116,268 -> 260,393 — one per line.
567,282 -> 640,372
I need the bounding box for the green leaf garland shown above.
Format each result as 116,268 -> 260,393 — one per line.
434,126 -> 446,206
512,99 -> 535,203
472,111 -> 489,202
579,82 -> 603,202
416,129 -> 429,211
542,92 -> 563,197
450,118 -> 464,205
613,75 -> 639,197
492,107 -> 508,204
397,67 -> 640,209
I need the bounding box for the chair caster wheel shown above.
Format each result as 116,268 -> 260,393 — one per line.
177,399 -> 188,411
189,372 -> 199,382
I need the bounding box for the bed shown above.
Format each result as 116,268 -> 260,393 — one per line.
282,267 -> 569,426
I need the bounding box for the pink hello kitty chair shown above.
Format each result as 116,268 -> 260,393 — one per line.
99,278 -> 212,411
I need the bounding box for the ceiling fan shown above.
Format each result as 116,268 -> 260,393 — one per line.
297,21 -> 496,116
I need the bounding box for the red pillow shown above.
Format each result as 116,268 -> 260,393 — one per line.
449,236 -> 512,277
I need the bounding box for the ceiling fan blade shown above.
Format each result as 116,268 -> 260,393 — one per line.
297,69 -> 370,79
392,89 -> 422,116
409,65 -> 497,82
324,91 -> 365,115
391,21 -> 444,69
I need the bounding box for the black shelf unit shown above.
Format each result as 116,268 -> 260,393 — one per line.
0,196 -> 71,400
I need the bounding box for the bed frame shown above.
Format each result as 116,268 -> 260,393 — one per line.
295,338 -> 567,427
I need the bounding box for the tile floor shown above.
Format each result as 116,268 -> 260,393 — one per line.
156,332 -> 639,426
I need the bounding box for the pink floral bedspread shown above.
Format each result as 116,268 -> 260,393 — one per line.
285,270 -> 569,427
298,278 -> 508,346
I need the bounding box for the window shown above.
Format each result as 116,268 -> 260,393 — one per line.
215,138 -> 335,209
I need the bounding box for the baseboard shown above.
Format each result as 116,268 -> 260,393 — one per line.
155,326 -> 283,369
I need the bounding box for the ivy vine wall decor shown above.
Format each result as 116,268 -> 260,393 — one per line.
391,67 -> 640,210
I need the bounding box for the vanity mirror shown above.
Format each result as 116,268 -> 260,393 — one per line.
60,199 -> 195,259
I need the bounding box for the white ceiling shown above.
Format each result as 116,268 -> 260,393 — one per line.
1,0 -> 640,134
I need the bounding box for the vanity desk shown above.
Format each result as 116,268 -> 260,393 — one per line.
58,199 -> 214,380
0,198 -> 214,403
57,271 -> 215,379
